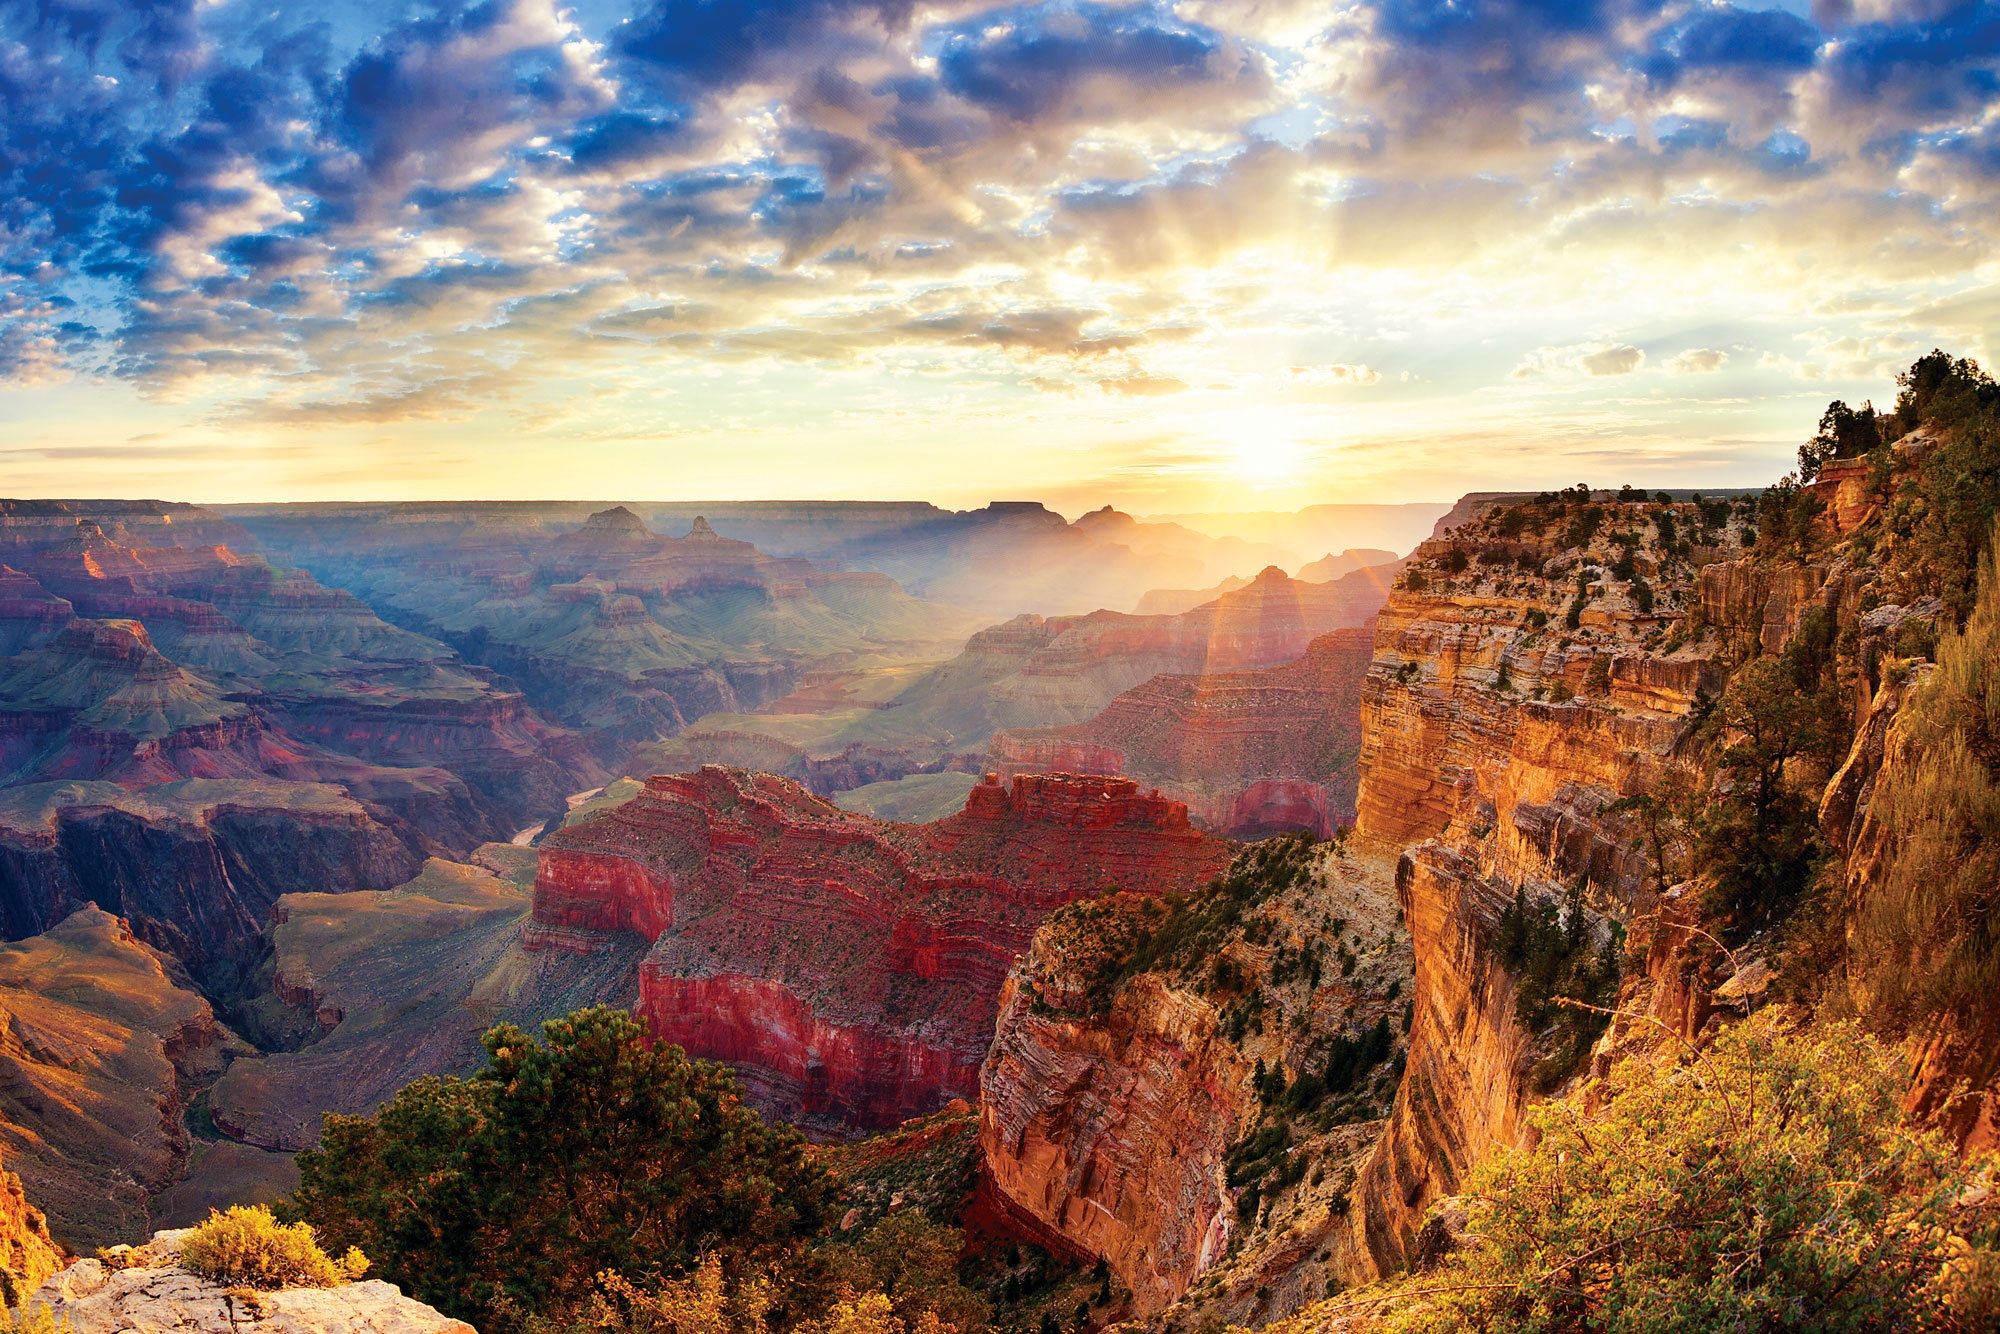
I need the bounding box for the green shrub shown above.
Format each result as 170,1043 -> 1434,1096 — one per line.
1375,1015 -> 2000,1333
289,1007 -> 835,1333
179,1205 -> 366,1290
1851,519 -> 2000,1045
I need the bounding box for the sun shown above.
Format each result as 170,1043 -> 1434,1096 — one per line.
1222,412 -> 1308,485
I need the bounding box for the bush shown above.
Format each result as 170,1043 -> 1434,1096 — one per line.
1375,1015 -> 2000,1333
179,1205 -> 366,1290
290,1007 -> 835,1332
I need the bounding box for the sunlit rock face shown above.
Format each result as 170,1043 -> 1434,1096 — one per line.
990,627 -> 1378,839
1342,495 -> 1875,1273
531,766 -> 1233,1132
0,907 -> 229,1251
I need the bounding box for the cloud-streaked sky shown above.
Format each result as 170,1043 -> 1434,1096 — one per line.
1,0 -> 1997,510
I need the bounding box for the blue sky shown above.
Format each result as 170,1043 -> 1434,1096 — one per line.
1,0 -> 1997,509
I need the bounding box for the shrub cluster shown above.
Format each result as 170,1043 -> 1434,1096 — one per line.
179,1205 -> 366,1290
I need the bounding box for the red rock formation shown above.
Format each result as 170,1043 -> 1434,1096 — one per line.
531,767 -> 1233,1130
989,628 -> 1376,839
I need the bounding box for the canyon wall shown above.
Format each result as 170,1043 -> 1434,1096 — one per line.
1341,487 -> 1891,1273
530,768 -> 1234,1131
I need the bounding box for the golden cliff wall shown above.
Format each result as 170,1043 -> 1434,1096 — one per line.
1346,499 -> 1785,1272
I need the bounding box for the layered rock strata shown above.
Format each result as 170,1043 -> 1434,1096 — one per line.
531,767 -> 1234,1131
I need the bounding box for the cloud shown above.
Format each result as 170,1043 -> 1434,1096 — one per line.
1513,342 -> 1647,379
1096,372 -> 1187,395
1,0 -> 1999,460
1582,345 -> 1646,376
1666,348 -> 1730,374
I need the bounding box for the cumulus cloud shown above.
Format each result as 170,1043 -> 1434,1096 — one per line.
1513,342 -> 1646,379
1667,348 -> 1730,374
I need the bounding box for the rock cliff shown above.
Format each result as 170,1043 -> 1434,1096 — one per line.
532,767 -> 1234,1132
977,840 -> 1412,1319
1343,494 -> 1744,1271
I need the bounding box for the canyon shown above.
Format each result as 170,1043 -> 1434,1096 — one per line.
10,465 -> 1963,1333
0,505 -> 600,997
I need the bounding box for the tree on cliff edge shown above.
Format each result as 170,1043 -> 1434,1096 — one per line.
289,1006 -> 837,1332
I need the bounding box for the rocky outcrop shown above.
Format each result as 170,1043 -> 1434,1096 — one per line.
978,845 -> 1412,1319
26,1230 -> 471,1334
532,768 -> 1234,1132
990,628 -> 1377,838
0,908 -> 235,1250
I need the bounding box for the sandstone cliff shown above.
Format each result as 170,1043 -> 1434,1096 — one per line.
532,768 -> 1234,1132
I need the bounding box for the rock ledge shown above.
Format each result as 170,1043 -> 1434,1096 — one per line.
26,1230 -> 474,1334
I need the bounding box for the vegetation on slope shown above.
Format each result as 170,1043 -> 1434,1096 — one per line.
1277,1016 -> 1999,1333
1847,520 -> 2000,1047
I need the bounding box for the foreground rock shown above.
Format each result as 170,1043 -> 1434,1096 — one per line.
27,1230 -> 471,1334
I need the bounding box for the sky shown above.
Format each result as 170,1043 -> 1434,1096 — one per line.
0,0 -> 1997,512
